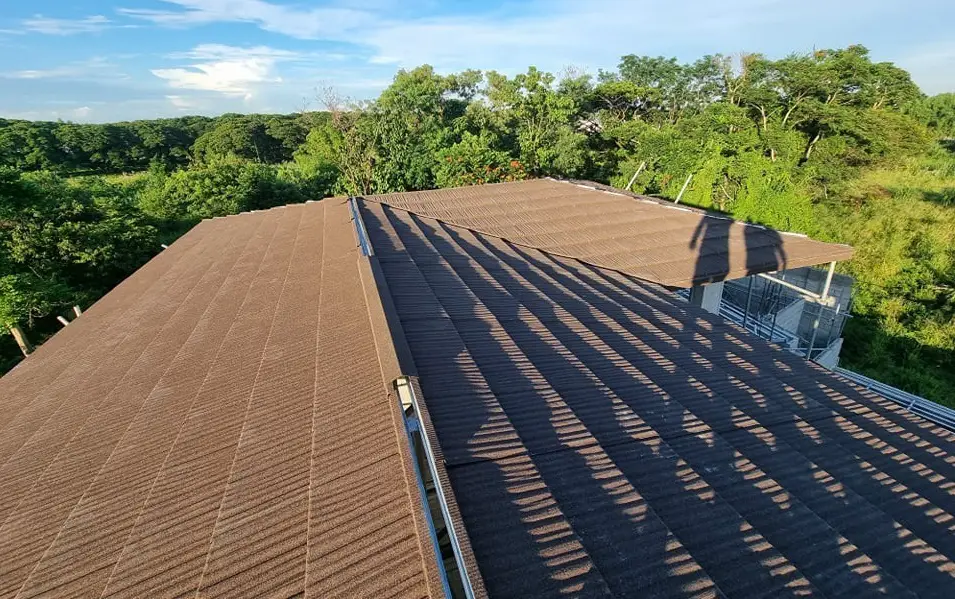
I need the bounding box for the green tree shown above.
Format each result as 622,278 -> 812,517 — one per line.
139,158 -> 302,221
434,132 -> 526,188
916,93 -> 955,138
485,67 -> 589,177
0,167 -> 158,356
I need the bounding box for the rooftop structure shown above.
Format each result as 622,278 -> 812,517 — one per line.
0,180 -> 951,598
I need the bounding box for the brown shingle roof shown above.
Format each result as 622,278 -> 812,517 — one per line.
1,180 -> 951,599
0,199 -> 448,598
360,179 -> 854,287
359,199 -> 955,598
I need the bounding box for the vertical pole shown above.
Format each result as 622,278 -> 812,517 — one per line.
625,161 -> 646,191
820,261 -> 836,302
769,303 -> 779,342
808,302 -> 823,360
73,305 -> 83,317
743,276 -> 754,331
57,316 -> 70,327
675,173 -> 693,204
808,261 -> 837,361
9,324 -> 33,356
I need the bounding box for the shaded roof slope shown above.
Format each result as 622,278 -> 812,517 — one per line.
361,179 -> 854,287
359,199 -> 955,598
0,199 -> 448,598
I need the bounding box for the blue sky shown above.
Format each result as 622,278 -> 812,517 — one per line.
1,0 -> 953,123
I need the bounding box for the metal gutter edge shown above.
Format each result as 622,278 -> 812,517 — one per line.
834,367 -> 955,432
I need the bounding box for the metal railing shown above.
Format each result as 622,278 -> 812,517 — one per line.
348,197 -> 373,256
834,367 -> 955,432
676,288 -> 799,345
395,377 -> 477,599
679,285 -> 955,432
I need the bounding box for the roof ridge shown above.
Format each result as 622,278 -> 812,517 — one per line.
350,197 -> 488,598
349,198 -> 487,597
345,197 -> 444,597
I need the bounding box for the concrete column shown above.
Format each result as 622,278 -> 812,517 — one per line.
688,281 -> 723,315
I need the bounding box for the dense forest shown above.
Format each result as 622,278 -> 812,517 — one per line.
2,45 -> 954,404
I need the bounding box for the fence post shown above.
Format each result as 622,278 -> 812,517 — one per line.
743,276 -> 754,330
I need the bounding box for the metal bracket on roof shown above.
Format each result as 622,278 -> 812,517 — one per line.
348,197 -> 374,256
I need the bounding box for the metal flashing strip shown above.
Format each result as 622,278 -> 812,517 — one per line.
348,197 -> 374,256
395,376 -> 478,599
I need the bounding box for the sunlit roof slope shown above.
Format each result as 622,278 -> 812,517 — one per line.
0,200 -> 451,599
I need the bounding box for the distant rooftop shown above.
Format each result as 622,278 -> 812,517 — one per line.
1,181 -> 951,599
362,178 -> 854,287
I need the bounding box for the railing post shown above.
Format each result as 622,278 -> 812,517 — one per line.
625,161 -> 646,191
674,173 -> 693,204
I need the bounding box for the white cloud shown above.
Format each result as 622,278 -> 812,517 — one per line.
118,0 -> 904,74
166,95 -> 199,110
152,44 -> 296,96
170,43 -> 299,61
0,105 -> 95,122
120,0 -> 370,39
356,0 -> 899,73
22,14 -> 113,35
1,57 -> 127,81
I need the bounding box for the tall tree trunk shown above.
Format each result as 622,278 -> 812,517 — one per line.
9,324 -> 33,356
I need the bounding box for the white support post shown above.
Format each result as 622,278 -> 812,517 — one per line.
820,261 -> 836,301
57,316 -> 70,327
688,281 -> 724,315
73,305 -> 83,317
675,174 -> 693,204
9,324 -> 33,356
625,161 -> 646,191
